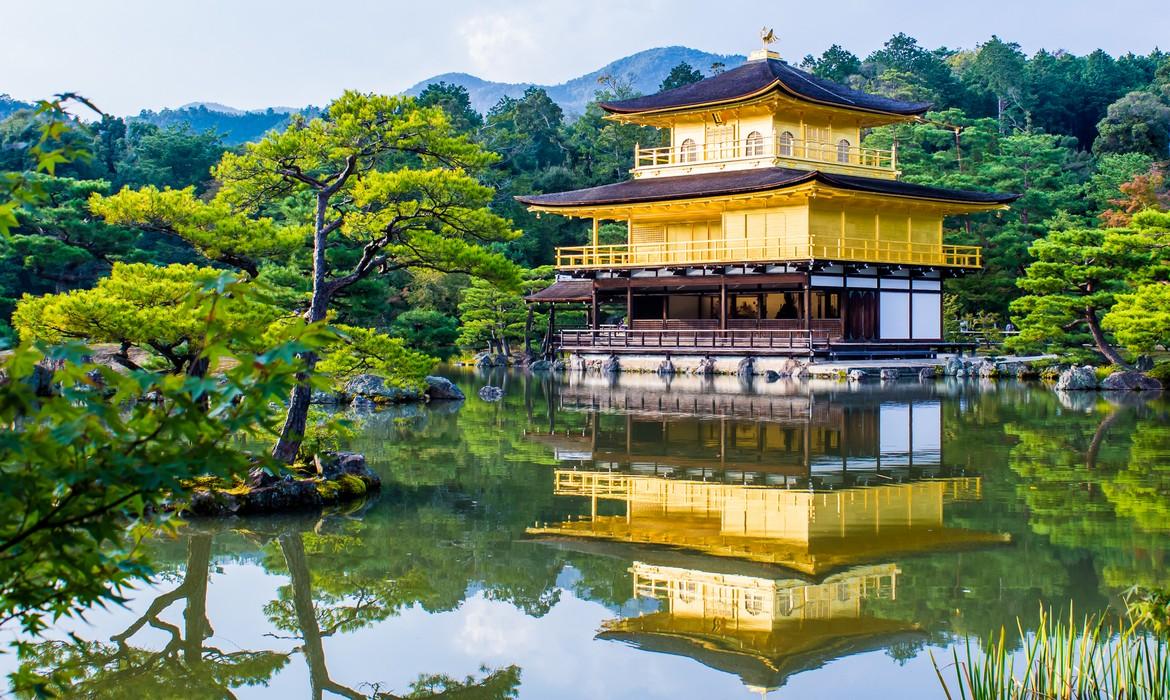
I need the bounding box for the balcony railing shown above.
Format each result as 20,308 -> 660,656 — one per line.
556,236 -> 982,269
559,328 -> 829,355
634,135 -> 896,173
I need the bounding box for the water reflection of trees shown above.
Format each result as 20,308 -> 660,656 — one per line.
1004,394 -> 1170,591
14,534 -> 288,698
15,511 -> 525,699
15,374 -> 1169,696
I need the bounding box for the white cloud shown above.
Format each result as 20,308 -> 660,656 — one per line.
458,10 -> 540,79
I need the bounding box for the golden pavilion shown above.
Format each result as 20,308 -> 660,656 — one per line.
520,33 -> 1018,362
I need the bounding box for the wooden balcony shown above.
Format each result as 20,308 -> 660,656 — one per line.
556,236 -> 982,270
634,136 -> 896,178
559,328 -> 832,356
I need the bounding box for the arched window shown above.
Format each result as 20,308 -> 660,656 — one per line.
778,131 -> 795,157
837,139 -> 851,163
745,130 -> 764,157
680,138 -> 697,163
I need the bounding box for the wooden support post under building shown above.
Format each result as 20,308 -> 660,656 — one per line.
626,283 -> 632,325
803,281 -> 811,332
719,280 -> 727,331
590,288 -> 599,330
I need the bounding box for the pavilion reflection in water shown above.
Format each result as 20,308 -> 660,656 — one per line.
525,380 -> 1009,693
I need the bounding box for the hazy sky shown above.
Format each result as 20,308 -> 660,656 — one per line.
4,0 -> 1168,116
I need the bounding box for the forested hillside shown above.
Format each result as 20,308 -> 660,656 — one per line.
131,103 -> 321,145
2,33 -> 1169,360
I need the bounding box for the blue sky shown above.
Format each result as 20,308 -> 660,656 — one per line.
4,0 -> 1168,115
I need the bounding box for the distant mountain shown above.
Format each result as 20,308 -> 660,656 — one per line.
405,46 -> 746,114
132,104 -> 321,145
2,46 -> 746,144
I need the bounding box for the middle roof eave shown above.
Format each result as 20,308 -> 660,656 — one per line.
514,167 -> 1020,209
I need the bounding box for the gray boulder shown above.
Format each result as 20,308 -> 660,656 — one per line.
310,389 -> 343,405
657,358 -> 675,376
944,356 -> 964,376
994,361 -> 1023,378
1135,355 -> 1155,371
1055,366 -> 1098,392
551,360 -> 567,372
880,368 -> 899,382
601,355 -> 621,374
763,370 -> 782,382
527,359 -> 553,372
736,357 -> 755,379
477,385 -> 504,402
975,361 -> 998,378
919,367 -> 936,381
1100,370 -> 1162,392
792,364 -> 810,379
315,451 -> 381,487
345,374 -> 421,403
847,369 -> 866,382
695,356 -> 716,376
424,375 -> 465,401
473,352 -> 493,368
777,358 -> 801,375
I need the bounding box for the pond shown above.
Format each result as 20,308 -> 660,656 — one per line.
4,369 -> 1168,698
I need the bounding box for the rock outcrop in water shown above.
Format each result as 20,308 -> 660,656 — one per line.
345,374 -> 421,404
183,452 -> 380,517
424,376 -> 465,400
1100,370 -> 1162,392
477,385 -> 504,402
1055,366 -> 1098,391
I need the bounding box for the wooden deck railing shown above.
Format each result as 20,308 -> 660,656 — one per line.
556,236 -> 982,269
634,135 -> 896,173
558,328 -> 830,354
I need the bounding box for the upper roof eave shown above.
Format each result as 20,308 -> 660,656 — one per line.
598,59 -> 931,119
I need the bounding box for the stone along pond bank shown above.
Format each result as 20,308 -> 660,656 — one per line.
490,350 -> 1164,395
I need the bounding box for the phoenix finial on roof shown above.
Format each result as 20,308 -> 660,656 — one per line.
760,27 -> 777,48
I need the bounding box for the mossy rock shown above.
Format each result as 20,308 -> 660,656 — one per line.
181,452 -> 380,517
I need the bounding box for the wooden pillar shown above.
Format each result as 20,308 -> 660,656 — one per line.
840,283 -> 849,340
626,283 -> 632,324
803,277 -> 812,332
590,286 -> 599,330
592,217 -> 599,247
719,279 -> 727,331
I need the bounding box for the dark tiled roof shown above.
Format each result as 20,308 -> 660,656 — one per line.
515,168 -> 1019,208
524,279 -> 593,302
599,59 -> 930,116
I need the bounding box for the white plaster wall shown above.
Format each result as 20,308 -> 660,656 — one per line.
911,293 -> 941,340
879,292 -> 910,339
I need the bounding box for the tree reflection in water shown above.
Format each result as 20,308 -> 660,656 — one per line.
14,517 -> 521,700
9,372 -> 1170,698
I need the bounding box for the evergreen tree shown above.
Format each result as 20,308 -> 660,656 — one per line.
658,62 -> 703,91
800,45 -> 861,83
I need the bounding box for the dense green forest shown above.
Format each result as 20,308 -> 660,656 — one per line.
2,33 -> 1169,363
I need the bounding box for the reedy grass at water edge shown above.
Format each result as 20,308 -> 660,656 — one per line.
932,606 -> 1169,699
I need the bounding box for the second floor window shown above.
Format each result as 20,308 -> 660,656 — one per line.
745,130 -> 765,156
837,139 -> 851,163
778,131 -> 795,157
680,138 -> 697,163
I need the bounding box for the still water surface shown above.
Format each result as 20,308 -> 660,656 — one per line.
5,370 -> 1169,698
